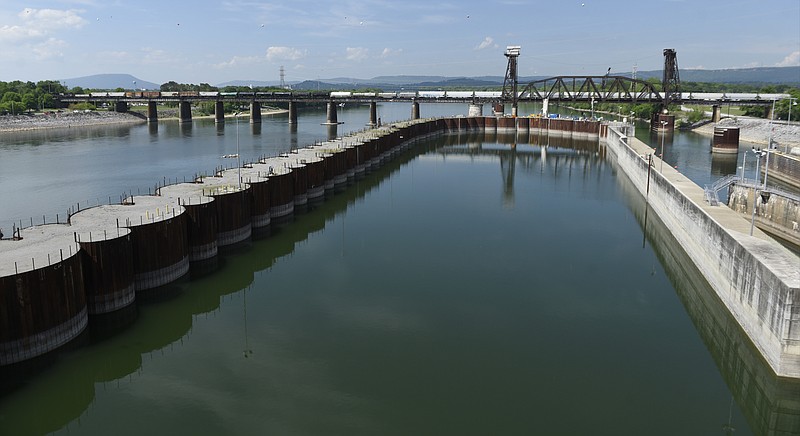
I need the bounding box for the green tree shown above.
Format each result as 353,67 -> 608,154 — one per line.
21,93 -> 37,111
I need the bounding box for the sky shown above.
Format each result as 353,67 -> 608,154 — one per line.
0,0 -> 798,86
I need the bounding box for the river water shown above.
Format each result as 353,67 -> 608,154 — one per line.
0,103 -> 797,435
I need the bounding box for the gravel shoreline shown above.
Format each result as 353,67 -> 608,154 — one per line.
0,111 -> 145,132
691,117 -> 800,150
0,109 -> 290,133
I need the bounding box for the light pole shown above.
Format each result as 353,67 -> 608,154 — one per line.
659,120 -> 668,172
749,148 -> 766,236
234,112 -> 241,189
741,151 -> 747,182
591,97 -> 595,119
763,100 -> 776,189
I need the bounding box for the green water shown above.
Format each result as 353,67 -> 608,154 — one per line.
1,133 -> 797,435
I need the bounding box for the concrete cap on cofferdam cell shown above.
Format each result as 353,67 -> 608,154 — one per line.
68,195 -> 185,234
0,224 -> 82,277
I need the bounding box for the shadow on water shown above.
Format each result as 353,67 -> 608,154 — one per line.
0,135 -> 439,435
615,162 -> 800,436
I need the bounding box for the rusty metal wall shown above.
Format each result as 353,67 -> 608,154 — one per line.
79,233 -> 135,315
497,117 -> 516,131
246,179 -> 271,228
130,213 -> 189,291
213,190 -> 252,246
182,200 -> 218,261
712,127 -> 739,152
1,253 -> 87,365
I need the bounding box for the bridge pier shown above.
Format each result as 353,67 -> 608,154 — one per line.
147,101 -> 158,123
765,105 -> 774,120
411,101 -> 420,120
324,101 -> 338,125
250,102 -> 261,124
368,102 -> 377,127
711,105 -> 721,122
114,101 -> 128,113
651,113 -> 675,132
215,101 -> 225,123
179,101 -> 192,123
288,101 -> 298,124
468,104 -> 483,117
493,103 -> 505,116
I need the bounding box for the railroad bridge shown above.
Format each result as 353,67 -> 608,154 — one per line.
57,49 -> 787,129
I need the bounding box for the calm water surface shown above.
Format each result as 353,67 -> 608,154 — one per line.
0,103 -> 797,435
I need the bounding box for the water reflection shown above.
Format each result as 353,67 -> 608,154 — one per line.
0,137 -> 437,435
617,165 -> 800,436
711,152 -> 739,179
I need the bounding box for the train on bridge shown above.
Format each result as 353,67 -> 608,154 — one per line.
64,90 -> 789,103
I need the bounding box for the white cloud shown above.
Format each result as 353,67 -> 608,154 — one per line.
776,50 -> 800,67
380,48 -> 402,59
475,36 -> 496,50
0,8 -> 85,46
214,55 -> 262,69
266,46 -> 307,62
346,47 -> 369,61
32,38 -> 67,60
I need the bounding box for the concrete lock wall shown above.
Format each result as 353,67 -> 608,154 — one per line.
605,127 -> 800,378
728,184 -> 800,246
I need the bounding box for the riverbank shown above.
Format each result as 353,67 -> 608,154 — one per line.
692,117 -> 800,150
0,108 -> 290,133
0,111 -> 145,132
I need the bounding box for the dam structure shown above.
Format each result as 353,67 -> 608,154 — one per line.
1,115 -> 798,381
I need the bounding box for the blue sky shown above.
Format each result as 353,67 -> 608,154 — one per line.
0,0 -> 798,85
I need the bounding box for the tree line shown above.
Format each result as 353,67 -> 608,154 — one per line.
0,79 -> 797,121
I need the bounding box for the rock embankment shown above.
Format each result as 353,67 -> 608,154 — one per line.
0,111 -> 145,132
692,117 -> 800,151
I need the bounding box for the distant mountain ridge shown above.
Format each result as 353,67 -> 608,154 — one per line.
65,66 -> 799,91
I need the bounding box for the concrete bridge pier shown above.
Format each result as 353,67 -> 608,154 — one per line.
250,102 -> 262,124
147,101 -> 158,123
214,101 -> 225,123
711,105 -> 721,122
468,104 -> 483,117
114,101 -> 128,113
765,104 -> 774,119
179,101 -> 192,123
411,101 -> 420,120
324,101 -> 338,125
327,124 -> 338,141
288,101 -> 298,124
368,102 -> 377,127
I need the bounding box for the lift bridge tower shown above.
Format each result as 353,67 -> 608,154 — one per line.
502,45 -> 521,117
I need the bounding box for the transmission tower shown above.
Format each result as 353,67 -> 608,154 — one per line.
502,46 -> 520,116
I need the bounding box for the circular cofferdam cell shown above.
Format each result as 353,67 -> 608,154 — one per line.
197,173 -> 253,246
516,117 -> 530,131
291,149 -> 326,199
467,117 -> 480,131
71,196 -> 190,293
76,227 -> 135,316
0,224 -> 88,366
497,116 -> 516,132
158,183 -> 219,262
258,158 -> 295,218
444,118 -> 459,131
484,116 -> 498,130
